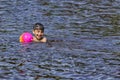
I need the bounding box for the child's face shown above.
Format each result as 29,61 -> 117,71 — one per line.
33,29 -> 44,40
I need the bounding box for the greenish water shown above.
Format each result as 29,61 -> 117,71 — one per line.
0,0 -> 120,80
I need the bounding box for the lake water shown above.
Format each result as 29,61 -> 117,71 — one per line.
0,0 -> 120,80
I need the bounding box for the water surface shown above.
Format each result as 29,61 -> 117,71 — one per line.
0,0 -> 120,80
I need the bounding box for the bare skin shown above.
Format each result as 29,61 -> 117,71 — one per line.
32,29 -> 47,42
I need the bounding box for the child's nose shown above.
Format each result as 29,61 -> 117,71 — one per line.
38,32 -> 41,35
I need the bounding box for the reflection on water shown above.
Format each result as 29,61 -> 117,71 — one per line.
0,0 -> 120,80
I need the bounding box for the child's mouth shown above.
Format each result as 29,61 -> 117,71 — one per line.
36,35 -> 42,40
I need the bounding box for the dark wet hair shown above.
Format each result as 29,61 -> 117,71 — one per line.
33,23 -> 44,32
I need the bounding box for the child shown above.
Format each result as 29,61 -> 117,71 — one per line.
32,23 -> 47,42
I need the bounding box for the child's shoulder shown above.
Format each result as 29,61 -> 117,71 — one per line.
41,37 -> 47,42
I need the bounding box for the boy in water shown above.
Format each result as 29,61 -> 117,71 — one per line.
32,23 -> 47,42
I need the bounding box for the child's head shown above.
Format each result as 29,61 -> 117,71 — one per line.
33,23 -> 44,32
33,23 -> 45,40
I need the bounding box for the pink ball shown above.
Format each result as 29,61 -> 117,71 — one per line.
19,32 -> 33,43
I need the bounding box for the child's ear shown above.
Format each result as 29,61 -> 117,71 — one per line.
32,30 -> 35,34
